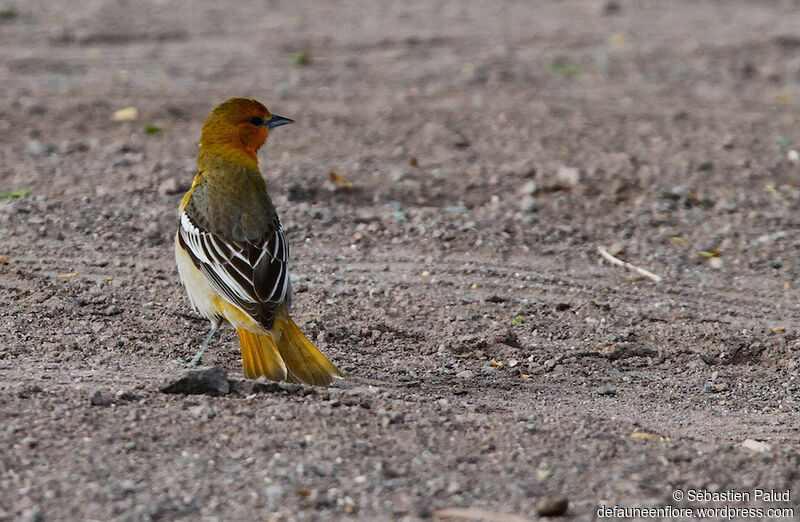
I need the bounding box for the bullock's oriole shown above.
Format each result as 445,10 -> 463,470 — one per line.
174,98 -> 341,385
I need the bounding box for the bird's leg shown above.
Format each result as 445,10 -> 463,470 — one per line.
189,322 -> 220,366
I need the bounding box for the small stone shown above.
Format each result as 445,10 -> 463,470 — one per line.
603,1 -> 621,15
788,150 -> 799,164
26,140 -> 47,156
597,342 -> 655,360
456,370 -> 474,379
251,381 -> 283,393
159,366 -> 229,396
89,389 -> 111,406
697,161 -> 714,171
342,496 -> 357,515
485,295 -> 507,303
556,166 -> 580,187
381,411 -> 404,426
709,382 -> 728,393
264,484 -> 284,501
280,383 -> 303,394
309,489 -> 332,508
414,502 -> 434,518
742,438 -> 772,453
189,400 -> 218,419
536,495 -> 569,517
111,107 -> 139,121
520,180 -> 538,195
519,194 -> 536,213
115,390 -> 140,401
597,386 -> 617,396
158,177 -> 182,196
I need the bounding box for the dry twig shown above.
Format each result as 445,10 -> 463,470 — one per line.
597,246 -> 662,283
434,507 -> 533,522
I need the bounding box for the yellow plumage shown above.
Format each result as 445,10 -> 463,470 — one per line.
174,98 -> 342,386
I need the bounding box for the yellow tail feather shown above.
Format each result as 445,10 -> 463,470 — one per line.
275,315 -> 342,386
236,328 -> 287,381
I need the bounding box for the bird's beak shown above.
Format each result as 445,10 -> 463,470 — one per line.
267,114 -> 294,129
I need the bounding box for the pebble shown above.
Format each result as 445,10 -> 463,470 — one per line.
456,370 -> 474,379
703,382 -> 728,393
519,194 -> 536,213
157,177 -> 182,196
742,438 -> 772,453
89,389 -> 111,406
597,386 -> 617,396
26,140 -> 47,156
189,400 -> 218,419
556,166 -> 580,187
535,495 -> 569,517
263,484 -> 284,501
603,1 -> 621,15
520,180 -> 538,195
414,502 -> 434,518
159,366 -> 229,396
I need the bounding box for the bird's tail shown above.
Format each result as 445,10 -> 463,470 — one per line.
275,315 -> 342,386
237,328 -> 287,382
236,316 -> 342,386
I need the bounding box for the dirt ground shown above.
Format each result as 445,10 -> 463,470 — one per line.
2,1 -> 800,520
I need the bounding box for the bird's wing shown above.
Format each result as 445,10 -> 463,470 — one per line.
177,210 -> 289,329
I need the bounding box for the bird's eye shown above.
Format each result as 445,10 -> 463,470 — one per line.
250,116 -> 265,127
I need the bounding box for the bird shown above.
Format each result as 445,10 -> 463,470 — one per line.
174,97 -> 342,385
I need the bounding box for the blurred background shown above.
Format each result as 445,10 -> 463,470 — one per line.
2,0 -> 800,267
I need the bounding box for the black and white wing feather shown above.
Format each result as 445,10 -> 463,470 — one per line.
177,210 -> 290,329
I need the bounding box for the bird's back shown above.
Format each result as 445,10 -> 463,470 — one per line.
185,163 -> 279,243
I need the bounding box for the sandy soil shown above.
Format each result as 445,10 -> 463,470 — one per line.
2,1 -> 800,520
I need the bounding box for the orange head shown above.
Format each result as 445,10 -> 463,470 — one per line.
198,98 -> 293,165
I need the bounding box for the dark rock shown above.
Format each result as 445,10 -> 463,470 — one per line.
536,495 -> 569,517
597,342 -> 656,360
414,501 -> 434,518
603,1 -> 621,15
159,366 -> 229,396
491,330 -> 521,348
89,389 -> 111,406
697,161 -> 714,171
